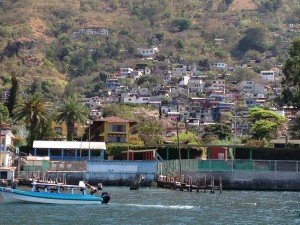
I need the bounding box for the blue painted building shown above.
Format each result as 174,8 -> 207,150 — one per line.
32,140 -> 106,161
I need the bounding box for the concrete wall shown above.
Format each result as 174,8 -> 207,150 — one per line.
17,159 -> 300,190
21,160 -> 158,185
86,160 -> 157,185
180,170 -> 300,191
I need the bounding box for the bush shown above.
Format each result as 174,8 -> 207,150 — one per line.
0,25 -> 11,37
171,18 -> 191,32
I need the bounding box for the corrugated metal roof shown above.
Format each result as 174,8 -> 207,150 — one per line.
33,141 -> 106,150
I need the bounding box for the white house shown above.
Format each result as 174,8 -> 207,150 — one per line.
210,63 -> 227,70
137,46 -> 159,57
138,88 -> 151,96
172,65 -> 188,76
260,70 -> 275,81
0,129 -> 16,180
90,110 -> 103,119
210,80 -> 226,94
119,67 -> 134,78
144,67 -> 151,75
99,29 -> 109,35
121,93 -> 150,104
72,28 -> 109,38
78,29 -> 85,34
162,70 -> 172,84
128,70 -> 143,80
80,96 -> 102,110
86,29 -> 99,35
187,77 -> 205,93
179,75 -> 190,86
238,81 -> 265,98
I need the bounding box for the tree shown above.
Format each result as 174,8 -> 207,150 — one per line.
248,108 -> 288,140
172,131 -> 198,144
281,38 -> 300,108
0,104 -> 9,123
289,112 -> 300,139
260,0 -> 282,12
250,120 -> 278,140
5,75 -> 19,117
203,123 -> 232,140
227,67 -> 261,83
217,0 -> 233,12
13,94 -> 52,146
136,75 -> 163,88
237,26 -> 268,54
175,39 -> 184,49
56,95 -> 89,141
171,18 -> 191,32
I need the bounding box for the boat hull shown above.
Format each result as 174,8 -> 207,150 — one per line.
0,187 -> 104,205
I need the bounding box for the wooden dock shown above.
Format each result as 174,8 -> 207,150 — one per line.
157,174 -> 222,193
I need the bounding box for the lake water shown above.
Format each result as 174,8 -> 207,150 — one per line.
0,186 -> 299,225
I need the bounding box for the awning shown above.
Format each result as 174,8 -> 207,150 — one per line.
33,141 -> 106,150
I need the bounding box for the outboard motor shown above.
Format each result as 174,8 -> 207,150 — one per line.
101,192 -> 111,204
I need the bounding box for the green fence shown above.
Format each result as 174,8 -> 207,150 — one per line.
157,159 -> 300,175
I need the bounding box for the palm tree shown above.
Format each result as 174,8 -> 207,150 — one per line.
56,95 -> 89,141
13,94 -> 52,146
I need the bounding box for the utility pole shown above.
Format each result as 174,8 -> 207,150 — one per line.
233,115 -> 240,159
87,120 -> 93,160
176,117 -> 182,179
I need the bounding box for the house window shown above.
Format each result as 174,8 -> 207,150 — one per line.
0,171 -> 7,179
54,127 -> 62,135
108,135 -> 126,143
109,124 -> 126,132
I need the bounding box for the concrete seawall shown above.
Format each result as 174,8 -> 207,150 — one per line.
44,171 -> 156,186
19,160 -> 158,186
18,160 -> 300,190
37,170 -> 300,191
180,171 -> 300,191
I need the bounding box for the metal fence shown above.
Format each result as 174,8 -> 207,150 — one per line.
157,159 -> 300,175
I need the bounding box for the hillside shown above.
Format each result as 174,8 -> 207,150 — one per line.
0,0 -> 299,98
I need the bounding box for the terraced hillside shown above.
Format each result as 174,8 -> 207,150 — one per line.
0,0 -> 299,98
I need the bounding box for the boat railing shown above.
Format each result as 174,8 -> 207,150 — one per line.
31,182 -> 88,195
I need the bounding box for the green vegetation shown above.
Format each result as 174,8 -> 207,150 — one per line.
56,95 -> 89,141
5,76 -> 19,117
171,18 -> 191,32
203,123 -> 232,141
172,131 -> 198,144
248,108 -> 288,140
281,37 -> 300,108
13,94 -> 52,146
236,26 -> 269,55
0,0 -> 297,95
0,0 -> 300,148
